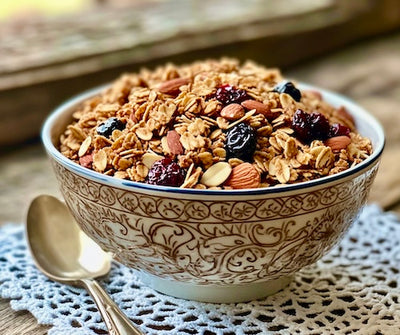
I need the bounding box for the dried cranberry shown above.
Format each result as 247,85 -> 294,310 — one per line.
215,84 -> 250,105
225,122 -> 257,162
308,112 -> 330,140
146,158 -> 186,187
329,123 -> 350,137
273,81 -> 302,102
97,117 -> 125,138
292,109 -> 330,143
292,109 -> 311,143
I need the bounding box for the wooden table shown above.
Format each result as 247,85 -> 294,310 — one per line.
1,31 -> 400,334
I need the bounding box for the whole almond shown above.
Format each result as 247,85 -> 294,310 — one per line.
167,130 -> 184,155
336,106 -> 355,127
304,89 -> 322,100
220,103 -> 245,120
241,100 -> 274,119
158,78 -> 190,96
324,136 -> 351,152
200,162 -> 232,187
225,163 -> 260,189
79,153 -> 93,168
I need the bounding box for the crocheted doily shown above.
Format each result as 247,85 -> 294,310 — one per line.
0,204 -> 399,335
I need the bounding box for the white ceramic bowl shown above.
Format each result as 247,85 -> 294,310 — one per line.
42,83 -> 384,303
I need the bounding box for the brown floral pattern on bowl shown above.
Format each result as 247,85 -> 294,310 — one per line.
53,160 -> 379,286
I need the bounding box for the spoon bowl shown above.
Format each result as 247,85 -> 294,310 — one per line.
27,195 -> 111,283
26,195 -> 143,335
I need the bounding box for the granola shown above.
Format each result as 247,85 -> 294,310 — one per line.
59,58 -> 372,189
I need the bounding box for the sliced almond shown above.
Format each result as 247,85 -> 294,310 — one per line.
167,130 -> 184,155
142,152 -> 163,168
78,136 -> 92,157
136,127 -> 153,141
324,136 -> 352,152
220,103 -> 245,121
200,162 -> 232,187
225,163 -> 260,189
158,78 -> 190,96
93,149 -> 108,172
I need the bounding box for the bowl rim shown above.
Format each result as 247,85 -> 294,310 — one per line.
42,82 -> 385,196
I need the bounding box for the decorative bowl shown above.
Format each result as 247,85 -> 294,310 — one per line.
41,83 -> 384,303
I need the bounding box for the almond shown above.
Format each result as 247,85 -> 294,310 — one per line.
304,89 -> 322,100
220,103 -> 245,120
78,136 -> 92,157
79,153 -> 93,168
225,163 -> 260,189
158,78 -> 190,96
142,152 -> 163,168
336,106 -> 355,127
324,136 -> 351,152
200,162 -> 232,187
241,100 -> 274,119
167,130 -> 184,155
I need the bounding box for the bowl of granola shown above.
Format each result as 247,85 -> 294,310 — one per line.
42,59 -> 384,303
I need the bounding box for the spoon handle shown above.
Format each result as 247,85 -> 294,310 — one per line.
81,278 -> 144,335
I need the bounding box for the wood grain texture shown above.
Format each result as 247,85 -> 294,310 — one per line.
2,0 -> 400,146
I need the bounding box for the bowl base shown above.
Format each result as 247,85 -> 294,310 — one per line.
137,272 -> 293,303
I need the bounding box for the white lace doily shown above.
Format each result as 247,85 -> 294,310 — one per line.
0,204 -> 399,335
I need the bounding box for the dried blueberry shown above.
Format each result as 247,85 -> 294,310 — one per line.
146,158 -> 186,187
292,109 -> 330,143
97,117 -> 126,138
225,122 -> 257,162
215,84 -> 250,105
329,123 -> 350,137
273,81 -> 302,102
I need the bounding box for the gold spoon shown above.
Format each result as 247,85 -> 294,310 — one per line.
26,195 -> 144,335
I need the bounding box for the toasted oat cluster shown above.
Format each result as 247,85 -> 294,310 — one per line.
59,59 -> 372,189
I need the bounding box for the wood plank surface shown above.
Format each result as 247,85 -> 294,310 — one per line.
1,30 -> 400,335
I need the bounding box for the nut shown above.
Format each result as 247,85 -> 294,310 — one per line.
241,100 -> 274,119
225,163 -> 260,189
142,152 -> 163,168
93,149 -> 108,172
325,136 -> 352,152
336,106 -> 355,127
220,103 -> 245,120
79,153 -> 93,168
136,127 -> 153,141
200,162 -> 232,187
78,136 -> 92,157
167,130 -> 184,155
158,78 -> 190,96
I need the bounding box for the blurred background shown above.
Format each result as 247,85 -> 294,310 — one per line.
1,0 -> 400,222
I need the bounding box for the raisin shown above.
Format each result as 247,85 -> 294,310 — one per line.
273,81 -> 302,102
215,84 -> 250,105
225,122 -> 257,162
97,117 -> 125,138
146,158 -> 186,187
